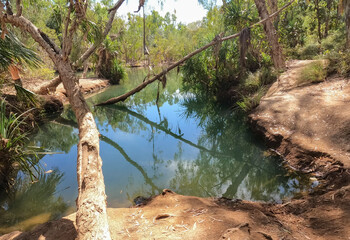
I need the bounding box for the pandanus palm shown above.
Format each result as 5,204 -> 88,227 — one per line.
0,29 -> 41,71
0,29 -> 41,105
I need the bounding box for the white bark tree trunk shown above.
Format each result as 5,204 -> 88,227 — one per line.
0,2 -> 122,238
56,63 -> 111,240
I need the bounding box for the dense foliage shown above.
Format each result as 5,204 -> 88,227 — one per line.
3,0 -> 348,99
180,0 -> 349,108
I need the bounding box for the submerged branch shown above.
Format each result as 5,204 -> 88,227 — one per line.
95,0 -> 295,106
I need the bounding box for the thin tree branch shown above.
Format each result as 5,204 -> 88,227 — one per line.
15,0 -> 22,16
62,2 -> 72,48
62,1 -> 87,60
95,0 -> 295,106
75,0 -> 125,68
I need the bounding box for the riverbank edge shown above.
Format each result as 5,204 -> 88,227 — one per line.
54,78 -> 110,104
248,114 -> 350,193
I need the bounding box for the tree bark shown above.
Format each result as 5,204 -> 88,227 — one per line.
254,0 -> 285,70
1,9 -> 112,240
324,0 -> 332,38
344,0 -> 350,48
56,63 -> 111,240
267,0 -> 279,28
314,0 -> 322,42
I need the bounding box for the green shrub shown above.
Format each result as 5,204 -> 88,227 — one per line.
0,99 -> 40,180
237,86 -> 267,112
96,46 -> 127,85
108,59 -> 127,85
321,31 -> 346,53
240,67 -> 277,94
326,50 -> 350,77
243,71 -> 261,93
297,61 -> 327,85
298,44 -> 320,59
260,67 -> 278,85
25,67 -> 55,81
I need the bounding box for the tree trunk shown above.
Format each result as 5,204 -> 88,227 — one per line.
324,0 -> 332,38
345,0 -> 350,48
254,0 -> 285,70
267,0 -> 279,28
1,12 -> 112,240
56,62 -> 111,240
315,0 -> 322,42
347,20 -> 350,48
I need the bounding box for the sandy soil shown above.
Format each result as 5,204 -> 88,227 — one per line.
1,77 -> 109,104
2,61 -> 350,239
2,187 -> 350,240
250,60 -> 350,190
55,78 -> 110,104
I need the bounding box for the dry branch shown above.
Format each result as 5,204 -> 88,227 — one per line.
95,0 -> 295,106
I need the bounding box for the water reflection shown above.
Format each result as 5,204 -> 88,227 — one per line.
0,170 -> 68,234
26,69 -> 310,212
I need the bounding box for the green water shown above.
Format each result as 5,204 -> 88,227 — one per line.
0,69 -> 311,233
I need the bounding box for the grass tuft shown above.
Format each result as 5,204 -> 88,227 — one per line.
297,61 -> 327,85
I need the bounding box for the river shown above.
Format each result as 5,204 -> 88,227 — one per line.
0,68 -> 311,233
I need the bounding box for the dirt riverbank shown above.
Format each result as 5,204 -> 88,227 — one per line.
1,61 -> 350,239
1,77 -> 109,104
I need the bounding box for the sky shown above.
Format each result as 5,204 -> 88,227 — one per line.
117,0 -> 209,24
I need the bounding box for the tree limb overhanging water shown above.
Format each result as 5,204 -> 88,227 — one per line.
95,0 -> 295,106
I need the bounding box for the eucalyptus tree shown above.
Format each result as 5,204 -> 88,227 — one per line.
0,0 -> 127,239
253,0 -> 285,69
340,0 -> 350,47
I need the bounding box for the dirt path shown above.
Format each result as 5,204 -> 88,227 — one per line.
2,60 -> 350,239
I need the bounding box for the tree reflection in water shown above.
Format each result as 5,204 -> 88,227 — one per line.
25,69 -> 311,213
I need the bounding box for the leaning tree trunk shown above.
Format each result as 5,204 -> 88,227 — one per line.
254,0 -> 285,70
33,76 -> 61,94
56,62 -> 111,240
1,9 -> 113,240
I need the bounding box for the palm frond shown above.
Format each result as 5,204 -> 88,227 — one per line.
14,84 -> 39,107
0,30 -> 42,71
